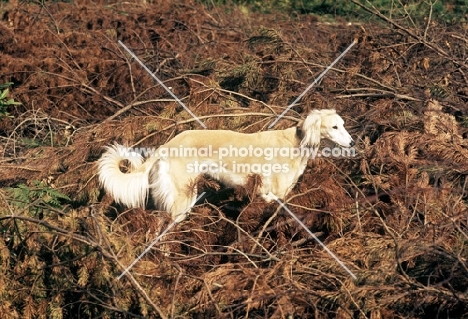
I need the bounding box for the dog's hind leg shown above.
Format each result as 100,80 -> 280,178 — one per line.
149,158 -> 176,212
170,186 -> 198,222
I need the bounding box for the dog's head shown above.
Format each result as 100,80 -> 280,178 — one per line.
299,109 -> 354,148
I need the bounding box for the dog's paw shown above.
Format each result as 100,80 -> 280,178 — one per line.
261,192 -> 278,202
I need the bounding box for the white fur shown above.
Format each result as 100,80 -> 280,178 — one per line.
97,144 -> 149,208
148,157 -> 176,212
97,109 -> 354,221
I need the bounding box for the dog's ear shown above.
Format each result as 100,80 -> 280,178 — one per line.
296,120 -> 304,141
300,110 -> 322,148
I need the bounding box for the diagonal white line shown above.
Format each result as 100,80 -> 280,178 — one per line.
272,195 -> 357,280
118,192 -> 207,280
118,40 -> 207,128
268,40 -> 357,128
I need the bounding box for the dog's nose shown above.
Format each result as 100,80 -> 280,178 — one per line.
350,140 -> 355,147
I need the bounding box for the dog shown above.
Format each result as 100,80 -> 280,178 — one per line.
98,109 -> 354,222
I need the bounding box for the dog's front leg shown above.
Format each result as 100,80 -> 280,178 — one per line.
170,186 -> 198,222
261,192 -> 278,202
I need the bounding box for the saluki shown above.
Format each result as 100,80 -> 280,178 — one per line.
98,109 -> 354,222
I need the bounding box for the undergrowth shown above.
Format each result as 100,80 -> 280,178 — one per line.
201,0 -> 468,24
8,180 -> 70,211
0,0 -> 467,318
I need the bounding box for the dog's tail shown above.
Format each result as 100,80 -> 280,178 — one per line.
97,144 -> 151,208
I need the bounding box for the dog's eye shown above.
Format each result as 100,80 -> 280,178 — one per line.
332,125 -> 338,129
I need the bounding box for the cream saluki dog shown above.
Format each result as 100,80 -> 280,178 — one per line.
98,109 -> 354,222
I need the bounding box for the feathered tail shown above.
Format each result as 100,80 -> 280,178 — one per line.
97,144 -> 150,208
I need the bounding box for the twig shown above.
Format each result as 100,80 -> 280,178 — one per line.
170,264 -> 184,319
335,92 -> 422,101
423,0 -> 434,41
450,34 -> 468,44
117,43 -> 138,101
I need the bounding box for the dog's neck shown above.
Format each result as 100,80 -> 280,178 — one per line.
295,126 -> 313,148
296,125 -> 320,150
